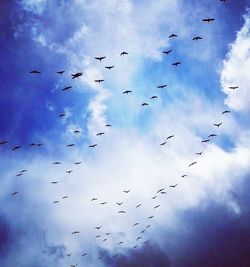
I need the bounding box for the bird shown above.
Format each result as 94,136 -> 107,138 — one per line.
105,124 -> 112,127
74,162 -> 82,165
118,210 -> 126,213
167,135 -> 174,139
160,191 -> 167,194
58,113 -> 66,118
62,86 -> 72,91
89,144 -> 97,148
148,216 -> 154,219
16,173 -> 23,177
136,236 -> 142,241
53,161 -> 61,165
140,230 -> 146,234
105,233 -> 111,236
12,146 -> 21,151
162,49 -> 172,54
157,84 -> 167,88
229,86 -> 238,90
53,201 -> 59,204
20,170 -> 27,173
188,162 -> 197,167
0,141 -> 8,145
169,34 -> 177,38
196,151 -> 203,155
141,102 -> 149,107
57,70 -> 65,74
169,184 -> 178,188
133,245 -> 138,249
201,139 -> 210,143
30,70 -> 40,74
94,79 -> 104,83
62,196 -> 68,199
116,202 -> 123,205
120,51 -> 128,56
91,198 -> 97,201
81,253 -> 88,257
96,132 -> 104,136
157,188 -> 164,193
151,96 -> 158,99
160,142 -> 167,146
118,241 -> 124,245
154,205 -> 160,209
181,174 -> 188,178
12,192 -> 18,196
103,238 -> 107,242
146,224 -> 151,228
105,65 -> 114,69
133,223 -> 139,226
193,36 -> 203,40
172,61 -> 181,66
144,240 -> 150,245
66,170 -> 73,174
67,144 -> 75,147
123,190 -> 131,194
65,253 -> 71,257
71,72 -> 83,79
51,181 -> 58,184
72,231 -> 80,234
113,254 -> 119,258
70,265 -> 78,267
100,202 -> 107,205
95,226 -> 102,230
214,122 -> 222,127
73,130 -> 81,134
208,134 -> 217,138
95,56 -> 106,61
123,90 -> 132,94
152,196 -> 157,199
222,110 -> 231,115
136,204 -> 142,208
202,18 -> 215,23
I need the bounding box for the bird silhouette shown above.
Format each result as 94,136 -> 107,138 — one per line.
105,65 -> 115,69
12,192 -> 18,196
141,102 -> 149,107
167,135 -> 174,139
169,184 -> 178,188
136,204 -> 142,208
160,142 -> 167,146
66,170 -> 73,174
123,90 -> 132,94
162,49 -> 172,54
105,124 -> 112,127
196,151 -> 203,155
71,72 -> 83,79
172,61 -> 181,66
0,141 -> 8,145
118,210 -> 126,213
57,70 -> 65,74
151,96 -> 158,99
153,204 -> 160,209
91,198 -> 97,201
123,190 -> 131,194
157,84 -> 167,88
222,110 -> 231,114
116,202 -> 123,205
62,86 -> 72,91
169,34 -> 177,38
214,122 -> 222,127
72,231 -> 80,234
12,146 -> 21,151
201,139 -> 210,143
97,132 -> 104,136
181,174 -> 188,178
89,144 -> 97,148
188,162 -> 197,167
95,56 -> 106,61
120,51 -> 128,56
193,36 -> 203,40
229,86 -> 238,90
74,162 -> 82,165
53,161 -> 61,165
73,130 -> 81,134
202,18 -> 215,23
208,134 -> 217,138
94,79 -> 104,83
30,70 -> 41,74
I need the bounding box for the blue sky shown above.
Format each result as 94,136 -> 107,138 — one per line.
1,0 -> 250,266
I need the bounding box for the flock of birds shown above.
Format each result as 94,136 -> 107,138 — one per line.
2,2 -> 238,266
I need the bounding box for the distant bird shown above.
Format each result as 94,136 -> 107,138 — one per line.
172,61 -> 181,66
16,173 -> 23,177
103,238 -> 107,242
66,254 -> 71,257
72,231 -> 80,234
74,162 -> 82,165
20,170 -> 27,173
167,135 -> 174,139
151,96 -> 158,99
123,190 -> 131,194
66,170 -> 73,174
123,90 -> 132,94
196,151 -> 203,155
67,144 -> 75,147
214,122 -> 222,127
100,202 -> 107,205
136,204 -> 142,208
229,86 -> 238,90
120,51 -> 128,56
95,226 -> 102,230
208,134 -> 217,138
140,230 -> 146,234
51,181 -> 58,184
141,102 -> 149,107
133,245 -> 138,249
81,253 -> 88,257
162,49 -> 172,54
222,110 -> 231,115
188,162 -> 197,167
53,201 -> 59,204
95,56 -> 106,61
113,254 -> 119,258
89,144 -> 97,148
118,210 -> 126,213
181,174 -> 188,178
146,224 -> 151,228
91,198 -> 97,201
12,192 -> 18,196
157,188 -> 164,193
70,265 -> 78,267
202,18 -> 215,23
133,223 -> 139,226
169,34 -> 177,38
136,236 -> 142,241
144,240 -> 150,245
105,65 -> 114,69
57,70 -> 65,74
193,36 -> 203,40
116,202 -> 123,206
12,146 -> 21,151
94,79 -> 104,83
30,70 -> 40,74
160,191 -> 167,194
157,84 -> 167,89
118,241 -> 124,245
58,114 -> 66,118
73,130 -> 81,134
152,196 -> 157,199
153,205 -> 160,209
160,142 -> 167,146
148,216 -> 154,219
169,184 -> 178,188
105,124 -> 112,127
96,235 -> 101,238
105,233 -> 111,236
62,86 -> 72,91
62,196 -> 68,199
71,72 -> 83,79
0,141 -> 8,145
53,161 -> 61,165
201,139 -> 210,143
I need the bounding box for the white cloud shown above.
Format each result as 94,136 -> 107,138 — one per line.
220,13 -> 250,112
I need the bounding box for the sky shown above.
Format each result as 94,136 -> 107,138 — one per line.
0,0 -> 250,266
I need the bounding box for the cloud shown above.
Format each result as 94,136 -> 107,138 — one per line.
220,12 -> 250,112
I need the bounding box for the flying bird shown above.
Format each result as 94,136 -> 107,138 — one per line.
100,202 -> 107,205
123,90 -> 132,94
136,236 -> 142,241
62,86 -> 72,91
53,201 -> 59,204
151,96 -> 158,99
71,72 -> 83,79
91,198 -> 97,201
196,151 -> 203,155
154,205 -> 160,209
133,223 -> 139,226
12,146 -> 21,151
16,173 -> 23,177
105,65 -> 114,69
188,162 -> 197,167
123,190 -> 131,194
160,142 -> 167,146
58,114 -> 66,118
73,130 -> 81,134
120,51 -> 128,56
81,253 -> 88,257
20,170 -> 27,173
229,86 -> 238,90
116,202 -> 123,205
193,36 -> 203,40
167,135 -> 174,139
160,191 -> 167,194
136,204 -> 142,208
0,141 -> 8,145
214,122 -> 222,127
222,110 -> 231,115
157,84 -> 167,89
57,70 -> 65,74
72,231 -> 80,234
62,196 -> 68,199
94,79 -> 104,83
74,162 -> 82,165
12,192 -> 18,196
95,226 -> 102,230
95,56 -> 106,61
148,216 -> 154,219
66,170 -> 73,174
89,144 -> 97,148
208,134 -> 217,138
172,61 -> 181,66
162,49 -> 172,54
51,181 -> 58,184
202,18 -> 215,23
96,132 -> 104,136
157,188 -> 164,193
118,210 -> 126,213
67,144 -> 75,147
53,161 -> 61,165
152,196 -> 157,199
169,184 -> 178,188
105,124 -> 112,127
141,102 -> 149,107
118,241 -> 124,245
201,139 -> 210,143
30,70 -> 40,74
169,34 -> 177,38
